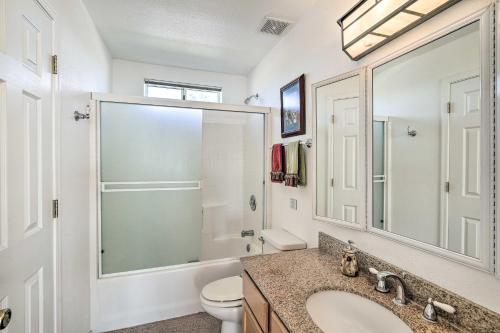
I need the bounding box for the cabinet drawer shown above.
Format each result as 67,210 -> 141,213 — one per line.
243,270 -> 269,332
270,312 -> 289,333
243,300 -> 264,333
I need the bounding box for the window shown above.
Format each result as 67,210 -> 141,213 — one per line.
145,80 -> 222,103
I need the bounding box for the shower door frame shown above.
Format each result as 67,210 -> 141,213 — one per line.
89,93 -> 272,279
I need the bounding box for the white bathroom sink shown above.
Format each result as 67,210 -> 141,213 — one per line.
306,290 -> 413,333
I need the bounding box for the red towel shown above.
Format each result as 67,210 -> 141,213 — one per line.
270,144 -> 285,183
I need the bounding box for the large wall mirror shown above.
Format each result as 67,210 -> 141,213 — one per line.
313,70 -> 365,228
368,9 -> 494,270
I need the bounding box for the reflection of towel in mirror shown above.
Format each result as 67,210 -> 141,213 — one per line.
285,141 -> 306,187
270,144 -> 285,183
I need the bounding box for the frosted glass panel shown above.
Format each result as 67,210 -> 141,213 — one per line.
101,191 -> 202,274
100,102 -> 202,274
100,102 -> 202,182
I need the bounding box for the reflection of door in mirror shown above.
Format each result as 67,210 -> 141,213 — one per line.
372,21 -> 482,258
330,98 -> 360,223
443,75 -> 481,258
316,75 -> 362,224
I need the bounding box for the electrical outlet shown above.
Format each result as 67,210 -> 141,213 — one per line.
289,198 -> 298,210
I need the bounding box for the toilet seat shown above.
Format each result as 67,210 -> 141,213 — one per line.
201,276 -> 243,308
200,296 -> 242,308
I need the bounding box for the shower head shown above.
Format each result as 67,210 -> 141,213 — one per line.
244,93 -> 259,105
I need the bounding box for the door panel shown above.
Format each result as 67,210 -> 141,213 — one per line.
331,97 -> 361,223
0,0 -> 55,332
447,76 -> 481,258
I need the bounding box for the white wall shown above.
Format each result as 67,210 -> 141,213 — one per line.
248,0 -> 500,313
51,0 -> 112,332
112,59 -> 248,105
202,112 -> 245,240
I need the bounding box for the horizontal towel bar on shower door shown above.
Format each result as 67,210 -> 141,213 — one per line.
101,181 -> 201,192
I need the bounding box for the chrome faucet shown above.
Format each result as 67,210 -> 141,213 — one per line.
369,267 -> 409,306
241,229 -> 255,237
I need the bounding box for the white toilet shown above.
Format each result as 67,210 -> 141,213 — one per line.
200,228 -> 306,333
201,276 -> 243,333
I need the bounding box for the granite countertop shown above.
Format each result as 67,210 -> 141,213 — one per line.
241,248 -> 463,333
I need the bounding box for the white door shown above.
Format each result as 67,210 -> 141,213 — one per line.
329,97 -> 361,223
446,76 -> 481,258
0,0 -> 56,332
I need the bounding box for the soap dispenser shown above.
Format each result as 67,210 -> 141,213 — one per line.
341,240 -> 359,277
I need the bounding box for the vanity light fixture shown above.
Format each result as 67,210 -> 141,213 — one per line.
338,0 -> 463,60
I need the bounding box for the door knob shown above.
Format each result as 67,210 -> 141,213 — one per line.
0,308 -> 12,330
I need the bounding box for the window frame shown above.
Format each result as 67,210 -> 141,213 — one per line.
144,79 -> 223,103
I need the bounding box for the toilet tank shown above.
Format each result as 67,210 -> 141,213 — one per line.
261,229 -> 307,254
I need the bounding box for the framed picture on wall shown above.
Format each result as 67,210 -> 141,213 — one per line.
280,74 -> 305,138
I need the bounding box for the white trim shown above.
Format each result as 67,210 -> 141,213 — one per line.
89,99 -> 99,329
264,110 -> 272,230
34,0 -> 60,331
366,5 -> 495,272
0,82 -> 6,252
91,92 -> 270,114
312,68 -> 367,230
96,100 -> 103,278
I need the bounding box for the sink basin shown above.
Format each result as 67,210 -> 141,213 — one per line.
306,290 -> 413,333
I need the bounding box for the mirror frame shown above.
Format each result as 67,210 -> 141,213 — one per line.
312,68 -> 367,230
496,3 -> 500,279
366,5 -> 495,271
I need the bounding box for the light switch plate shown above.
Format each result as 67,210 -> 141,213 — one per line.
289,198 -> 297,210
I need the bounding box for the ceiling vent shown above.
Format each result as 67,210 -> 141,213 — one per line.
260,17 -> 291,36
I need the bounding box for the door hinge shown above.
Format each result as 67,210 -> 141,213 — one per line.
52,199 -> 59,219
330,178 -> 334,187
446,102 -> 451,114
331,115 -> 335,123
444,182 -> 450,193
51,55 -> 58,75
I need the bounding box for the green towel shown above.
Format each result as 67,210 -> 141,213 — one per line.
285,141 -> 306,187
298,143 -> 306,186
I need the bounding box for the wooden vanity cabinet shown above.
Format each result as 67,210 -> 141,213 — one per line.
242,270 -> 289,333
270,312 -> 288,333
243,271 -> 269,331
243,300 -> 264,333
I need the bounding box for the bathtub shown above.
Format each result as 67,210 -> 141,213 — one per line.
201,234 -> 261,261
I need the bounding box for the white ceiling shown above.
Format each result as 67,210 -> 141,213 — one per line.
83,0 -> 317,75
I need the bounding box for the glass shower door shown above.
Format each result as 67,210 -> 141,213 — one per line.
99,102 -> 203,275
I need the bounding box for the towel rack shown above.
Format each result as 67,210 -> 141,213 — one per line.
270,138 -> 312,149
100,181 -> 201,193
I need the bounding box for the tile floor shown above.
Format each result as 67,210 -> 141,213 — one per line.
106,312 -> 221,333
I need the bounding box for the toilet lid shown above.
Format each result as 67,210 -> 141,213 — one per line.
201,276 -> 242,302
